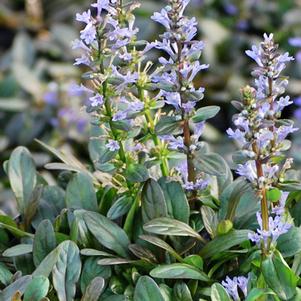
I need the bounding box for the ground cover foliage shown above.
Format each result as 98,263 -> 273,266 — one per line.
2,0 -> 301,301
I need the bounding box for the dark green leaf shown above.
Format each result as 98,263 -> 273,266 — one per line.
158,178 -> 189,223
278,227 -> 301,258
173,282 -> 192,301
66,172 -> 98,211
8,146 -> 37,215
125,164 -> 149,183
192,106 -> 220,123
199,230 -> 250,259
0,262 -> 13,286
141,179 -> 168,223
83,211 -> 130,258
107,196 -> 132,220
155,116 -> 181,135
262,251 -> 298,300
3,244 -> 33,257
33,220 -> 56,267
150,264 -> 210,281
52,241 -> 82,301
82,277 -> 105,301
134,276 -> 164,301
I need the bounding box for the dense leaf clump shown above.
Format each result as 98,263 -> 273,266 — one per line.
1,1 -> 301,301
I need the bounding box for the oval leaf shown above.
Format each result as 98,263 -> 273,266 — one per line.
134,276 -> 164,301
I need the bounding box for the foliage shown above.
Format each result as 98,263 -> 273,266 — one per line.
1,0 -> 301,301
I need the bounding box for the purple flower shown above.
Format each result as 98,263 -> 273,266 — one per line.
224,3 -> 238,15
222,275 -> 249,301
89,94 -> 104,107
112,110 -> 127,121
74,54 -> 91,66
80,22 -> 97,45
236,161 -> 257,182
76,10 -> 91,24
289,37 -> 301,47
249,211 -> 291,248
106,139 -> 120,152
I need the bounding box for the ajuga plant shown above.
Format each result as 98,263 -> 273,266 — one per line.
2,1 -> 301,301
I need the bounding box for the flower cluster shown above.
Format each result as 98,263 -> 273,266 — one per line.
227,34 -> 296,251
248,191 -> 291,248
227,34 -> 296,188
222,275 -> 249,301
150,0 -> 210,191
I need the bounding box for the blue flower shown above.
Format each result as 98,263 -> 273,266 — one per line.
106,139 -> 120,152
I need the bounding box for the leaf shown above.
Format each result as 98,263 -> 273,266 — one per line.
7,146 -> 37,215
23,276 -> 49,301
0,262 -> 13,286
82,277 -> 105,301
125,164 -> 149,183
262,251 -> 298,300
278,226 -> 301,258
66,172 -> 98,211
173,282 -> 193,301
201,206 -> 218,238
0,275 -> 32,301
143,217 -> 204,241
245,288 -> 275,301
81,249 -> 115,257
33,220 -> 56,267
141,179 -> 168,223
155,116 -> 181,135
199,230 -> 250,259
210,283 -> 232,301
139,235 -> 183,262
192,106 -> 220,123
32,245 -> 61,278
52,241 -> 82,301
194,152 -> 232,193
83,211 -> 130,258
80,257 -> 111,294
0,98 -> 28,111
134,276 -> 165,301
3,244 -> 33,257
150,264 -> 210,281
107,196 -> 132,220
158,178 -> 189,223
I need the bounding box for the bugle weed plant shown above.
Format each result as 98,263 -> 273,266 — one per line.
1,1 -> 301,301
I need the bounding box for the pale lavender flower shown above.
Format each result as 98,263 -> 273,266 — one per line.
76,10 -> 91,24
80,22 -> 97,45
106,139 -> 120,152
89,94 -> 104,107
222,275 -> 249,301
236,162 -> 257,182
289,37 -> 301,47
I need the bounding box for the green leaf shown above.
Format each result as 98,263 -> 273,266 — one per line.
66,172 -> 98,211
194,152 -> 232,193
33,220 -> 56,267
83,211 -> 130,258
141,179 -> 168,223
107,196 -> 132,220
52,241 -> 82,301
278,227 -> 301,258
201,206 -> 218,238
0,275 -> 32,300
245,288 -> 275,301
150,264 -> 210,281
0,262 -> 13,286
82,277 -> 105,301
23,276 -> 49,301
0,215 -> 34,238
80,257 -> 111,294
173,282 -> 192,301
210,283 -> 231,301
183,255 -> 203,269
262,251 -> 298,300
143,217 -> 204,241
139,235 -> 183,262
8,146 -> 37,215
192,106 -> 220,123
134,276 -> 164,301
3,244 -> 33,257
155,116 -> 181,135
125,164 -> 149,183
158,178 -> 190,223
199,230 -> 250,259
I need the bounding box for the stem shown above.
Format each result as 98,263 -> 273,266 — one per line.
176,41 -> 197,198
138,86 -> 169,177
